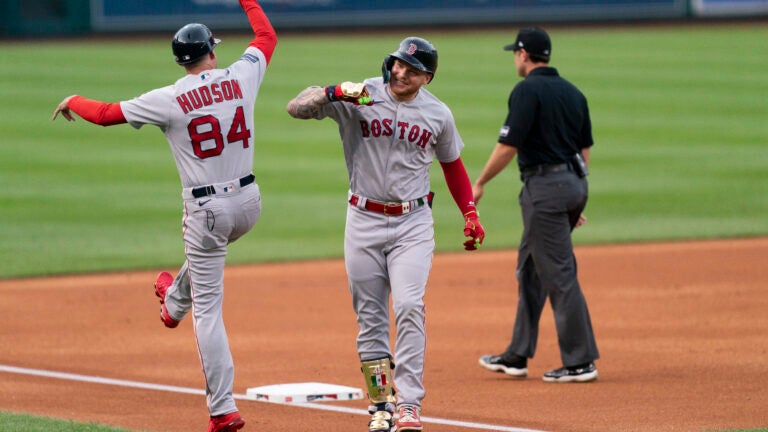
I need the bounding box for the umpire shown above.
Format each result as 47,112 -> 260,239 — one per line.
472,27 -> 600,382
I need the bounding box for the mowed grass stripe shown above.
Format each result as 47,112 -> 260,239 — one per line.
1,24 -> 767,278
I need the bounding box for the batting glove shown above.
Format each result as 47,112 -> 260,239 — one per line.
325,82 -> 374,106
463,210 -> 485,251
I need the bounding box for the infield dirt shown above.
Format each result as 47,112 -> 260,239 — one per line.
1,238 -> 767,432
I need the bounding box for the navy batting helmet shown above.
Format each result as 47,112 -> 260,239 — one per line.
172,23 -> 220,65
382,37 -> 438,83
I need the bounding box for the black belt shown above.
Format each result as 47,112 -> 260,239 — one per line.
521,163 -> 570,180
191,174 -> 255,198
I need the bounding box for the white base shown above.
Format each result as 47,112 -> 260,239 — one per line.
245,382 -> 364,404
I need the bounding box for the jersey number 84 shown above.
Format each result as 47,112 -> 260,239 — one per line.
188,105 -> 251,159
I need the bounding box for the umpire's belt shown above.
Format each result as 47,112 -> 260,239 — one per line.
521,163 -> 570,180
187,174 -> 255,199
349,193 -> 431,216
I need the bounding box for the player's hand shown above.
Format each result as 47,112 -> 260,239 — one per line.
325,82 -> 374,106
52,95 -> 77,122
463,210 -> 485,251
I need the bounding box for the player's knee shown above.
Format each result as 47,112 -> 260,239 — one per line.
392,298 -> 425,321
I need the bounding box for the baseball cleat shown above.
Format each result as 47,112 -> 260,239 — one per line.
208,411 -> 245,432
153,271 -> 179,328
367,402 -> 396,432
396,404 -> 423,431
542,362 -> 598,383
478,354 -> 528,378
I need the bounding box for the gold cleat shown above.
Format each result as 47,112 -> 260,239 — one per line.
367,403 -> 395,432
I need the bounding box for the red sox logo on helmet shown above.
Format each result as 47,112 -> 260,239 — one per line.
407,43 -> 418,55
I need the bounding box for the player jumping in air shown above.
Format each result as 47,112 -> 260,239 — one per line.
52,1 -> 276,430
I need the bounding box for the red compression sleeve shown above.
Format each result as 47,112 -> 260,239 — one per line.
68,95 -> 126,126
240,0 -> 277,64
440,157 -> 477,215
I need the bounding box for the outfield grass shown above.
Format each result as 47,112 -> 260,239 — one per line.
1,18 -> 767,432
1,24 -> 767,278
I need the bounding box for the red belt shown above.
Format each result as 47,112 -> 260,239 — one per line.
349,193 -> 431,216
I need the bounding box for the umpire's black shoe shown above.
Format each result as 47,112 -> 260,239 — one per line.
478,354 -> 528,377
542,362 -> 598,383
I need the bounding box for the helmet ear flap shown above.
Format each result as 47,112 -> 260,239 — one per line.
381,55 -> 395,83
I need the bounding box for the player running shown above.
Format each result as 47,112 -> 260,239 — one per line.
286,37 -> 485,432
52,1 -> 276,430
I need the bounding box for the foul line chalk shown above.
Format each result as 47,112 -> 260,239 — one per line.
0,364 -> 548,432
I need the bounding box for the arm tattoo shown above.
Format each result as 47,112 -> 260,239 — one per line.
286,86 -> 328,119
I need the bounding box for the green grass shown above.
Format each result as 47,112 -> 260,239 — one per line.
0,410 -> 765,432
1,24 -> 767,278
0,411 -> 145,432
2,22 -> 767,432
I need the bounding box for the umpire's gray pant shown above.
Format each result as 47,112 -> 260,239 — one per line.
506,170 -> 599,367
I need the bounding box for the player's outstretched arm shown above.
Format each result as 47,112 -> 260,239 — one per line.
52,95 -> 126,126
240,0 -> 277,64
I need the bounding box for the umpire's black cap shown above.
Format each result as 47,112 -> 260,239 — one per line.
504,27 -> 551,58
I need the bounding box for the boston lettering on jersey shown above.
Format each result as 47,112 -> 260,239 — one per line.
176,79 -> 243,114
359,119 -> 433,149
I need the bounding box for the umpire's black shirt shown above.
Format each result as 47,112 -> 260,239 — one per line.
498,67 -> 593,171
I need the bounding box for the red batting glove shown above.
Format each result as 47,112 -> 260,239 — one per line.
463,210 -> 485,251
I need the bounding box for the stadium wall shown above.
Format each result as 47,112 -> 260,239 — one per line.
2,0 -> 767,37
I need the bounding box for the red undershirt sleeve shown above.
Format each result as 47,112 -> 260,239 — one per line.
440,157 -> 477,215
68,95 -> 127,126
240,0 -> 277,64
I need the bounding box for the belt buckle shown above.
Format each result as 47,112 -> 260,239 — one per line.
383,202 -> 404,215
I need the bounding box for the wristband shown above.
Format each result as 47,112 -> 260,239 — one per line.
325,85 -> 339,102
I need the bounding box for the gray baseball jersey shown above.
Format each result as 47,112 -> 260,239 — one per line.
121,45 -> 268,416
316,76 -> 464,408
121,46 -> 266,188
318,76 -> 463,201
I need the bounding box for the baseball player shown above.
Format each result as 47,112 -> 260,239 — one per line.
286,37 -> 485,432
51,1 -> 276,430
